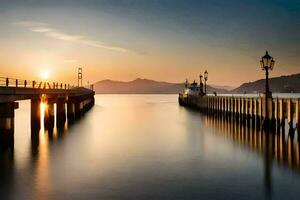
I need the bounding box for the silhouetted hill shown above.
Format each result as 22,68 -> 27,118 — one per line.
232,73 -> 300,93
93,78 -> 228,94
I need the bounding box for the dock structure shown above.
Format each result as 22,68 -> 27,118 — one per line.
179,94 -> 300,136
204,113 -> 300,174
0,77 -> 95,147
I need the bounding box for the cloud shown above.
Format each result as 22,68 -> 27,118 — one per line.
13,20 -> 128,53
13,21 -> 49,27
31,27 -> 54,33
64,59 -> 78,63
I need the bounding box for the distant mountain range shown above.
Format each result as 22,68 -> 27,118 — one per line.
232,73 -> 300,93
93,78 -> 228,94
93,73 -> 300,94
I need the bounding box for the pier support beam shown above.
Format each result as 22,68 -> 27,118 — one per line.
67,99 -> 76,123
270,99 -> 276,132
262,96 -> 273,129
282,100 -> 288,139
0,102 -> 15,148
297,99 -> 300,135
31,99 -> 41,132
56,98 -> 66,127
47,103 -> 55,129
288,100 -> 296,138
75,99 -> 82,119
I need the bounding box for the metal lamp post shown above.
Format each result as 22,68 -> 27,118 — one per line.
260,51 -> 275,123
204,70 -> 208,94
199,74 -> 203,84
199,74 -> 203,93
185,78 -> 188,89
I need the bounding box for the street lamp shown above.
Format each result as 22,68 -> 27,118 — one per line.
260,51 -> 275,98
199,74 -> 203,84
204,70 -> 208,94
199,73 -> 203,94
260,51 -> 275,123
185,78 -> 188,89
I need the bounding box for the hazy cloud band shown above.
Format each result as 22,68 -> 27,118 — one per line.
13,21 -> 128,52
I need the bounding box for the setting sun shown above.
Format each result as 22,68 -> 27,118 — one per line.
40,70 -> 49,80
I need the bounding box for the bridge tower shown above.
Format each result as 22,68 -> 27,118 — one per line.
78,67 -> 83,87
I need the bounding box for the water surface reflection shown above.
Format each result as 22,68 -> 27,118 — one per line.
204,115 -> 300,173
0,95 -> 300,200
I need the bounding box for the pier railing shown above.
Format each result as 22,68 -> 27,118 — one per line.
0,77 -> 75,90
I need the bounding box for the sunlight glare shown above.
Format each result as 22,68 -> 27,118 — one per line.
40,101 -> 48,132
40,70 -> 49,80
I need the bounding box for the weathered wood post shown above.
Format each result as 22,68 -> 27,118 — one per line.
247,98 -> 251,125
276,98 -> 281,135
0,102 -> 15,148
43,102 -> 50,129
225,97 -> 228,119
257,98 -> 262,129
282,100 -> 288,139
220,97 -> 223,118
224,97 -> 227,117
225,97 -> 229,119
67,98 -> 76,123
236,99 -> 240,124
240,98 -> 243,122
267,96 -> 273,128
297,99 -> 300,137
222,97 -> 225,117
245,98 -> 249,125
232,97 -> 235,121
288,99 -> 296,138
47,102 -> 55,129
56,98 -> 66,127
207,96 -> 209,113
31,98 -> 41,133
207,96 -> 210,114
74,97 -> 82,119
223,97 -> 226,118
242,98 -> 245,124
211,96 -> 214,115
210,96 -> 212,114
215,97 -> 218,115
244,98 -> 247,123
229,97 -> 232,118
212,96 -> 214,115
235,98 -> 238,120
215,97 -> 218,116
217,97 -> 220,116
270,99 -> 276,132
219,97 -> 222,117
230,97 -> 234,120
210,97 -> 212,114
251,98 -> 255,127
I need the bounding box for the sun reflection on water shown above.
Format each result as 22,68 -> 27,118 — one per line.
40,102 -> 48,132
35,100 -> 50,198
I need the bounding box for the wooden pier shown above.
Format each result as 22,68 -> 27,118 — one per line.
0,77 -> 95,148
179,93 -> 300,136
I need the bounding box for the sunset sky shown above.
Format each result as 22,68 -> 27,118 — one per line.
0,0 -> 299,86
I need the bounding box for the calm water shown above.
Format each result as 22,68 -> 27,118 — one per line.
1,95 -> 300,200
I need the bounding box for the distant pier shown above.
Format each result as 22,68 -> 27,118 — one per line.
179,93 -> 300,136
